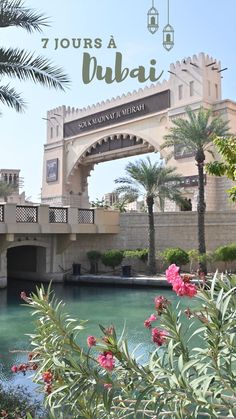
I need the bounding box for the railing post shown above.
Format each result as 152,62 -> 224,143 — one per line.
37,205 -> 49,225
68,207 -> 78,225
4,203 -> 16,224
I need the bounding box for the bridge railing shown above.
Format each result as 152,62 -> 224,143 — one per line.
78,209 -> 94,224
16,205 -> 38,223
0,205 -> 4,222
0,205 -> 119,234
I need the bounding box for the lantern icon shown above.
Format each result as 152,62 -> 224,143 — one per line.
147,0 -> 159,34
163,0 -> 174,51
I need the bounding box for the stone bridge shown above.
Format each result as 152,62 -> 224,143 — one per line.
0,203 -> 119,288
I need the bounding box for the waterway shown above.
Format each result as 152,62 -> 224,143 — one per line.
0,279 -> 195,389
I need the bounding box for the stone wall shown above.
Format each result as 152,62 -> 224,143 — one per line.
63,211 -> 236,271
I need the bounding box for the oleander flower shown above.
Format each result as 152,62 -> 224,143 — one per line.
151,328 -> 168,346
172,278 -> 197,298
87,335 -> 97,347
20,291 -> 31,302
98,351 -> 115,371
42,370 -> 53,383
144,313 -> 157,328
104,383 -> 112,389
154,296 -> 169,314
166,264 -> 181,284
11,365 -> 18,373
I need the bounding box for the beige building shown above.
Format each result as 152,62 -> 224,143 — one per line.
0,169 -> 26,204
41,52 -> 236,212
103,192 -> 119,207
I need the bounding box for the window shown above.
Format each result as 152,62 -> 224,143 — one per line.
190,81 -> 194,96
178,84 -> 183,100
50,127 -> 53,139
56,125 -> 59,136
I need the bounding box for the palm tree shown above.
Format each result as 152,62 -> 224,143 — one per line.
115,157 -> 184,274
0,180 -> 15,201
0,0 -> 69,112
161,107 -> 229,272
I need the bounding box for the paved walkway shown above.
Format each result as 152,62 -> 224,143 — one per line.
66,274 -> 176,287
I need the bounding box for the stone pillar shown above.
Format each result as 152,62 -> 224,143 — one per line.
4,203 -> 16,223
37,204 -> 49,225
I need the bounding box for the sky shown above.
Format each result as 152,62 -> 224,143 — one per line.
1,0 -> 236,202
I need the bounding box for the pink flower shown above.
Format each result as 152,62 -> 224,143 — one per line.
20,291 -> 29,302
42,370 -> 53,384
151,328 -> 168,346
144,319 -> 152,328
104,383 -> 112,389
183,282 -> 197,298
172,278 -> 197,298
87,336 -> 97,347
144,314 -> 157,328
98,351 -> 115,371
166,264 -> 181,284
11,365 -> 18,373
154,296 -> 169,315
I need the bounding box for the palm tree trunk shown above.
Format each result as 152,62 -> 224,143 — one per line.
197,159 -> 207,274
146,196 -> 156,275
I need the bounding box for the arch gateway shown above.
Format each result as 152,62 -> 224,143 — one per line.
41,53 -> 236,212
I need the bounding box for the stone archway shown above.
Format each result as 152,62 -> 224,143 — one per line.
7,243 -> 47,280
66,132 -> 159,207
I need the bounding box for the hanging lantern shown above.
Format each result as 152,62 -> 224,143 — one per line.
163,24 -> 174,51
163,0 -> 174,51
147,0 -> 159,34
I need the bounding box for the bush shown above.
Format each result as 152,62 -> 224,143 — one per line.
162,247 -> 189,267
15,272 -> 236,417
101,250 -> 124,271
188,249 -> 199,272
123,248 -> 148,263
0,384 -> 45,418
214,243 -> 236,269
87,250 -> 101,274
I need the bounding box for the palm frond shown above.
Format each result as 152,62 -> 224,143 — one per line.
0,0 -> 49,32
114,185 -> 139,200
0,47 -> 70,90
115,157 -> 184,206
162,107 -> 230,156
0,83 -> 25,112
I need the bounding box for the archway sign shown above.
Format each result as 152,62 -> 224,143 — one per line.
41,53 -> 236,211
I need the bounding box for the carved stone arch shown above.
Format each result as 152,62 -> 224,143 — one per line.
67,131 -> 166,181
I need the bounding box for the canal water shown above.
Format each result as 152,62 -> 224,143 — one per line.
0,279 -> 195,389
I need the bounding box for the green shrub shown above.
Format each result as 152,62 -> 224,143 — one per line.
87,250 -> 101,262
123,248 -> 148,263
188,249 -> 199,272
101,250 -> 124,271
214,243 -> 236,269
87,250 -> 101,274
0,384 -> 45,418
163,247 -> 189,267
